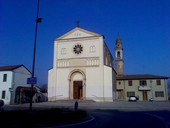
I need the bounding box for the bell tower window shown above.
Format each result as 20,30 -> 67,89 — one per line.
117,51 -> 120,58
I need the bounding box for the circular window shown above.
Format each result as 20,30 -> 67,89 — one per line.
73,44 -> 83,54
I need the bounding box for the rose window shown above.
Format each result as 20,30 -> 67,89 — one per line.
73,44 -> 83,54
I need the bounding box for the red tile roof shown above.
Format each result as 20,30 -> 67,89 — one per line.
0,65 -> 31,73
117,74 -> 169,80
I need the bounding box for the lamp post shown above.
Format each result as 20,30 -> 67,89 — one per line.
29,0 -> 41,111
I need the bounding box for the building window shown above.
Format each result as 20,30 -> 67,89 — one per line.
105,57 -> 108,65
3,74 -> 7,82
155,91 -> 164,97
117,51 -> 120,58
119,81 -> 121,85
2,91 -> 5,99
90,46 -> 95,53
61,48 -> 66,55
73,44 -> 83,54
139,80 -> 147,86
157,80 -> 161,85
127,92 -> 135,97
128,81 -> 132,86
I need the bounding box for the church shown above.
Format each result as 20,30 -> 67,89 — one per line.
48,25 -> 117,102
48,24 -> 168,102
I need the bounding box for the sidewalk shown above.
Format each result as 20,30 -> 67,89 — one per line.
4,101 -> 170,111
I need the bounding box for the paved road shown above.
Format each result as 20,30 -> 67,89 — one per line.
3,101 -> 170,128
65,110 -> 167,128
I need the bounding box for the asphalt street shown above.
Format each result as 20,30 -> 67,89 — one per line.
3,101 -> 170,128
65,109 -> 167,128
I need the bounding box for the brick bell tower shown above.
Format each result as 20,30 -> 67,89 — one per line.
115,37 -> 124,76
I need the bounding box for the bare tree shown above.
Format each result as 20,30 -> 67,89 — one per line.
41,84 -> 47,93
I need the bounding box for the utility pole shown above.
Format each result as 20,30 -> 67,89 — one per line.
29,0 -> 41,111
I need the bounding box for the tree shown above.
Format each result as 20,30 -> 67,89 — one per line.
41,84 -> 47,93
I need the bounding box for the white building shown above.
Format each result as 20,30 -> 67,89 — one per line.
0,65 -> 31,104
48,26 -> 117,102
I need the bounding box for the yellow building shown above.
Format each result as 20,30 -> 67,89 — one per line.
116,74 -> 168,101
115,37 -> 169,101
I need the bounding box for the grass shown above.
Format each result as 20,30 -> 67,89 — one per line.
0,108 -> 90,128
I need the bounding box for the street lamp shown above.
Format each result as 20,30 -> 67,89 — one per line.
29,0 -> 41,111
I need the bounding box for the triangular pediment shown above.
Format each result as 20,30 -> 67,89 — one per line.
55,27 -> 103,40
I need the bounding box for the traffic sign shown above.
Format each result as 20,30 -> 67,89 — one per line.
27,77 -> 37,84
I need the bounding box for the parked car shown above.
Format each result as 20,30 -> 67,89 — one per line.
129,96 -> 138,102
149,98 -> 153,102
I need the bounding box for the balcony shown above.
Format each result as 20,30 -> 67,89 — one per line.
138,86 -> 151,91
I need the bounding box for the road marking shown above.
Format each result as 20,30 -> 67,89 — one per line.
45,115 -> 95,128
145,113 -> 169,128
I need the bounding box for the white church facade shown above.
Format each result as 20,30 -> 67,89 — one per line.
48,26 -> 117,102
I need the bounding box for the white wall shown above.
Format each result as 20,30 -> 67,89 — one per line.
48,68 -> 71,101
11,66 -> 31,104
86,67 -> 102,100
0,71 -> 13,104
48,68 -> 56,100
13,66 -> 31,88
56,38 -> 101,60
104,66 -> 113,101
55,68 -> 70,99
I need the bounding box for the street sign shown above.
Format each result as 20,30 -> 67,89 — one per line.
27,77 -> 37,84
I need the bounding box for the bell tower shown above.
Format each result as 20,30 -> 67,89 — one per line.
115,37 -> 124,76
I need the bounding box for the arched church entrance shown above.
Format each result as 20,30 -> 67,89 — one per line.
73,81 -> 83,99
68,70 -> 86,100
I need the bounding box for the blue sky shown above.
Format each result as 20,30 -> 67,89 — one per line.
0,0 -> 170,87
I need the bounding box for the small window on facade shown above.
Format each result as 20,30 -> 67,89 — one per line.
119,81 -> 121,85
117,51 -> 120,58
128,81 -> 132,86
105,57 -> 108,65
90,46 -> 95,53
127,92 -> 135,97
2,91 -> 5,99
3,74 -> 7,82
139,80 -> 147,86
61,48 -> 66,55
155,91 -> 164,97
157,80 -> 161,85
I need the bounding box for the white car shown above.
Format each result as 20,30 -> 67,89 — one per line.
129,96 -> 138,102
